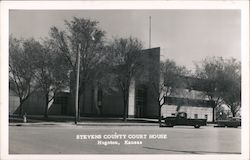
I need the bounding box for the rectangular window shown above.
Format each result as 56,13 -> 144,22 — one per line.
171,113 -> 175,116
194,114 -> 198,119
205,114 -> 208,119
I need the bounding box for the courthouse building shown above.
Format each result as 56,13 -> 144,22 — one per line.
9,47 -> 215,122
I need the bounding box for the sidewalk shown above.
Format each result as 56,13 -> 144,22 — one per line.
10,122 -> 159,127
9,115 -> 159,127
9,115 -> 216,127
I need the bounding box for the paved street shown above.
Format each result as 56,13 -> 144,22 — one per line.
9,125 -> 241,154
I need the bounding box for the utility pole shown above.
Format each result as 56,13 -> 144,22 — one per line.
75,44 -> 81,124
149,16 -> 151,48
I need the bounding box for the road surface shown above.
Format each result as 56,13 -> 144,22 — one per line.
9,125 -> 241,154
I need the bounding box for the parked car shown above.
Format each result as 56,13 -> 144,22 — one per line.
215,117 -> 241,128
163,112 -> 207,128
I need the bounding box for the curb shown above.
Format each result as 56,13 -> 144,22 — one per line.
9,122 -> 159,127
9,122 -> 219,128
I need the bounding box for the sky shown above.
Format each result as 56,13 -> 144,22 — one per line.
9,10 -> 241,71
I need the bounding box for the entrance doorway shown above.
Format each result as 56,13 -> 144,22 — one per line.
135,85 -> 147,118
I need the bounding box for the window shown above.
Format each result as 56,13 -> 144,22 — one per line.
194,114 -> 198,119
135,86 -> 147,106
205,114 -> 208,119
171,113 -> 175,116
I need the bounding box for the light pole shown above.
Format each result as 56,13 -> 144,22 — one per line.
74,33 -> 95,125
75,44 -> 81,125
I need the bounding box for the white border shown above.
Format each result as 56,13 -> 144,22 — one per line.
1,1 -> 249,160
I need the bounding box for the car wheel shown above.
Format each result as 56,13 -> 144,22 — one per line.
165,121 -> 174,127
194,124 -> 200,128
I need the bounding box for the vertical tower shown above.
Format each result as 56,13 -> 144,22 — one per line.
149,16 -> 151,48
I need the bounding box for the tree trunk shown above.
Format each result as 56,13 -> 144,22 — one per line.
158,101 -> 162,126
78,83 -> 85,121
93,85 -> 100,115
44,93 -> 49,118
123,89 -> 129,121
212,106 -> 216,123
232,110 -> 236,117
18,100 -> 24,117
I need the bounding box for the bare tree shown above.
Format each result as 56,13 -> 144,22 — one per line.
29,39 -> 69,118
150,59 -> 189,126
49,17 -> 106,119
195,57 -> 241,119
218,58 -> 241,117
107,37 -> 143,121
195,57 -> 225,122
9,36 -> 36,116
